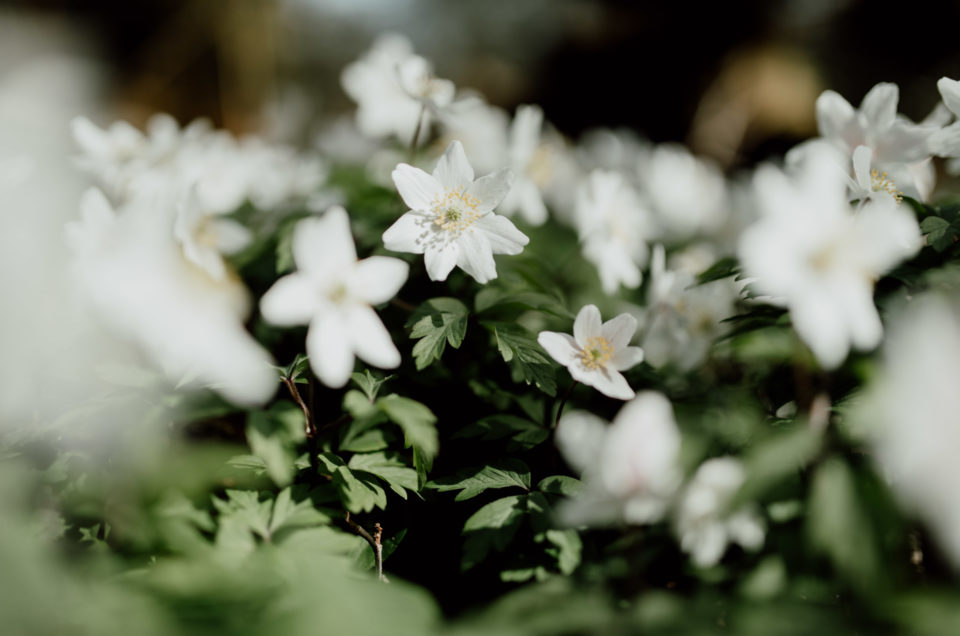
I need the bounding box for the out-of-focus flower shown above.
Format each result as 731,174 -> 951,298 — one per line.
928,77 -> 960,158
575,170 -> 657,295
859,294 -> 960,570
739,143 -> 921,369
383,140 -> 526,283
261,206 -> 408,388
66,187 -> 276,406
173,188 -> 253,282
499,105 -> 550,226
640,144 -> 728,240
555,392 -> 682,526
537,304 -> 644,400
674,457 -> 765,567
640,245 -> 737,371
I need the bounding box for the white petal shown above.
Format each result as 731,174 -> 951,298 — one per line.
347,305 -> 401,369
929,122 -> 960,157
260,273 -> 318,326
815,90 -> 856,141
307,312 -> 355,388
455,229 -> 497,283
466,168 -> 514,213
382,211 -> 432,254
424,241 -> 460,281
293,207 -> 356,274
938,77 -> 960,117
790,291 -> 849,369
852,145 -> 873,191
350,256 -> 409,304
433,140 -> 474,189
611,346 -> 644,371
392,163 -> 442,210
556,410 -> 608,475
537,331 -> 580,366
518,179 -> 548,225
834,277 -> 883,351
213,218 -> 253,255
473,213 -> 529,255
860,82 -> 899,131
582,367 -> 635,400
573,304 -> 602,347
601,313 -> 638,350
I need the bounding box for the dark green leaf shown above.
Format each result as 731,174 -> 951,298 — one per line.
428,459 -> 531,501
407,297 -> 469,370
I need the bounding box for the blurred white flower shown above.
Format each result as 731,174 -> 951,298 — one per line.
383,140 -> 526,283
640,144 -> 728,240
575,170 -> 657,295
860,295 -> 960,570
674,457 -> 765,568
537,304 -> 643,400
641,245 -> 737,371
499,105 -> 550,226
66,187 -> 276,406
739,143 -> 921,369
555,392 -> 682,526
928,76 -> 960,158
173,188 -> 253,282
845,144 -> 903,206
396,54 -> 455,112
261,206 -> 408,388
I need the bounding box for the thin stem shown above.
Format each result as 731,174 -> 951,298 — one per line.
345,512 -> 389,583
554,380 -> 578,428
408,104 -> 426,162
281,376 -> 316,439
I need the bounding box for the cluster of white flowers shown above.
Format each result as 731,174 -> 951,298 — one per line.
556,392 -> 764,567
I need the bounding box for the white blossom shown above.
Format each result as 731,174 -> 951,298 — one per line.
555,392 -> 682,526
640,144 -> 728,240
260,206 -> 408,388
538,304 -> 644,400
739,143 -> 921,369
383,140 -> 527,283
674,457 -> 765,567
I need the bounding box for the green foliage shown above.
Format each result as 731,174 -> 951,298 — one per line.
428,459 -> 531,501
407,297 -> 469,370
483,321 -> 558,396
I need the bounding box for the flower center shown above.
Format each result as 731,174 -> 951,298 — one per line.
433,188 -> 481,234
579,336 -> 614,369
328,283 -> 348,304
870,169 -> 902,203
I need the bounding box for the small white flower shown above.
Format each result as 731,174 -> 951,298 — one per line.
739,143 -> 921,369
396,54 -> 456,112
845,145 -> 903,206
575,170 -> 657,295
499,105 -> 550,226
260,206 -> 408,388
555,392 -> 683,526
537,304 -> 644,400
640,144 -> 728,240
383,140 -> 527,283
173,188 -> 253,282
674,457 -> 765,568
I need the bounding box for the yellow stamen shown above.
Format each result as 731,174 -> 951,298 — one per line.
432,188 -> 481,234
870,169 -> 902,204
579,336 -> 614,369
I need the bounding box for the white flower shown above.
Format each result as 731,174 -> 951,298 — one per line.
396,54 -> 456,112
674,457 -> 765,568
173,188 -> 253,282
739,143 -> 921,369
555,392 -> 683,526
640,245 -> 737,371
537,304 -> 644,400
66,187 -> 276,406
260,206 -> 408,388
858,294 -> 960,570
928,76 -> 960,158
575,170 -> 657,295
498,105 -> 550,226
845,145 -> 903,206
640,144 -> 728,240
383,140 -> 527,283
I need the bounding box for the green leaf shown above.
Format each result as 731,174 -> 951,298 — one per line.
537,475 -> 582,497
377,394 -> 439,460
807,457 -> 879,591
695,256 -> 740,285
453,414 -> 550,450
343,389 -> 379,419
485,321 -> 558,396
921,215 -> 955,252
213,489 -> 272,540
355,528 -> 407,571
350,369 -> 394,402
406,297 -> 469,370
735,425 -> 821,504
544,528 -> 582,575
246,408 -> 300,487
333,466 -> 387,513
338,418 -> 391,453
268,487 -> 333,540
428,459 -> 531,501
462,494 -> 527,571
348,451 -> 419,498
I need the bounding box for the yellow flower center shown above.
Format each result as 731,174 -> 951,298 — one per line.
579,336 -> 614,369
870,169 -> 902,204
433,188 -> 481,234
328,283 -> 348,303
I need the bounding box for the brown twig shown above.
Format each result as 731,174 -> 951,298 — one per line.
281,376 -> 316,439
345,512 -> 388,582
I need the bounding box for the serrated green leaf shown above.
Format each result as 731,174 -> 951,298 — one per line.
333,466 -> 386,513
485,322 -> 558,396
350,369 -> 394,402
921,215 -> 955,252
268,487 -> 333,540
544,528 -> 582,575
338,418 -> 391,453
377,394 -> 439,461
428,459 -> 531,501
537,475 -> 582,497
453,414 -> 550,450
348,451 -> 419,497
343,389 -> 378,419
462,494 -> 527,571
406,297 -> 469,370
213,489 -> 272,540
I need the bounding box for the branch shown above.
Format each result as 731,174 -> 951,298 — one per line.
345,512 -> 388,582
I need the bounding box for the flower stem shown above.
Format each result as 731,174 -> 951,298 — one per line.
408,104 -> 426,162
345,512 -> 389,582
554,380 -> 578,428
